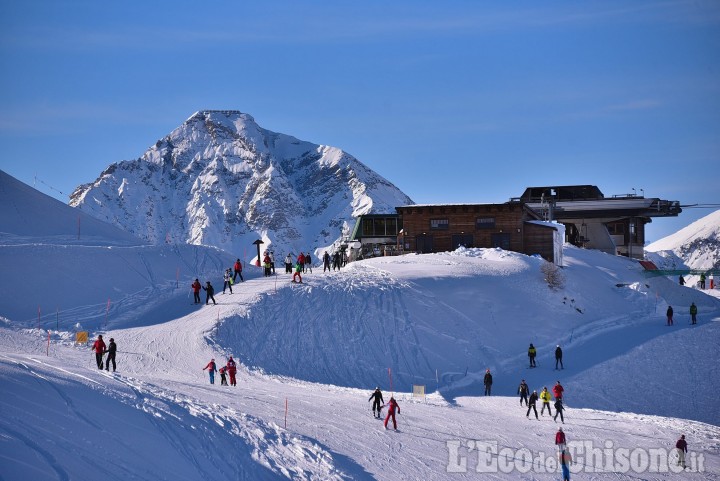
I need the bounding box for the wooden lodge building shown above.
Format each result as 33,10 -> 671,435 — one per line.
347,185 -> 681,265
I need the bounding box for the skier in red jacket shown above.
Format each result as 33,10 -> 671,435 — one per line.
203,358 -> 217,384
92,335 -> 106,369
555,427 -> 567,451
226,356 -> 238,386
191,279 -> 202,304
553,381 -> 564,400
233,259 -> 244,282
384,396 -> 400,430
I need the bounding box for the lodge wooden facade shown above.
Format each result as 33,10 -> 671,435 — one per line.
394,202 -> 561,263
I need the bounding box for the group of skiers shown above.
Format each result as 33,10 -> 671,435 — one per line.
368,387 -> 401,430
526,343 -> 564,370
666,302 -> 699,326
519,380 -> 566,423
678,272 -> 714,289
203,356 -> 238,386
91,334 -> 117,372
189,259 -> 247,305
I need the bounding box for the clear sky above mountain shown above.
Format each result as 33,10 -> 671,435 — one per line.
1,1 -> 718,242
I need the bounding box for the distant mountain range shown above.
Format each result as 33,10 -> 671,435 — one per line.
69,110 -> 413,260
646,209 -> 720,274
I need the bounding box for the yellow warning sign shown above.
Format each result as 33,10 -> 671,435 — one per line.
75,331 -> 88,344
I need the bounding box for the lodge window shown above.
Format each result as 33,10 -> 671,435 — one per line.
430,219 -> 449,230
476,217 -> 496,229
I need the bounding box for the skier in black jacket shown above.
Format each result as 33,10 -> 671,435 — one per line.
369,387 -> 384,418
555,345 -> 564,370
203,281 -> 216,305
526,390 -> 539,419
518,379 -> 529,406
105,338 -> 117,372
483,369 -> 493,396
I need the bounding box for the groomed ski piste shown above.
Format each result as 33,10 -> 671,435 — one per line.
1,174 -> 719,480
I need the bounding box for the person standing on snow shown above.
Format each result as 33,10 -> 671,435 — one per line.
555,345 -> 564,370
191,278 -> 202,304
304,252 -> 312,273
700,273 -> 706,289
528,343 -> 537,368
92,335 -> 106,370
323,251 -> 331,272
219,366 -> 228,386
483,369 -> 493,396
223,268 -> 233,294
297,252 -> 306,273
553,381 -> 564,401
678,275 -> 685,286
292,261 -> 303,283
710,273 -> 715,290
554,399 -> 565,423
269,251 -> 276,274
105,337 -> 117,372
383,396 -> 400,430
263,252 -> 272,277
540,387 -> 553,416
203,358 -> 217,384
555,426 -> 567,452
518,379 -> 529,406
369,387 -> 384,418
233,259 -> 244,282
675,434 -> 688,469
690,302 -> 698,325
526,390 -> 539,419
285,253 -> 293,274
226,356 -> 238,386
666,306 -> 674,326
203,281 -> 216,305
559,448 -> 572,481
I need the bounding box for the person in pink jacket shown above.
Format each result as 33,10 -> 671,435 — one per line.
384,396 -> 400,430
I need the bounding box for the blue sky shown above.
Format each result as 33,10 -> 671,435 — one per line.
1,0 -> 718,242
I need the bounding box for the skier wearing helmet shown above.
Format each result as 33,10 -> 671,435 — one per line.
226,356 -> 238,386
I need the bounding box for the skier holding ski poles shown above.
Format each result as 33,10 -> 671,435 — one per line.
92,335 -> 106,369
369,387 -> 384,419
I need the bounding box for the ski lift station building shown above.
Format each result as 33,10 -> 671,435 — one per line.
348,185 -> 681,265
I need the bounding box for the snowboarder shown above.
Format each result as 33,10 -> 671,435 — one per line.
292,262 -> 303,283
690,302 -> 698,325
552,381 -> 564,401
554,399 -> 565,423
304,252 -> 312,273
191,278 -> 202,304
226,356 -> 237,386
203,358 -> 217,384
219,366 -> 228,386
383,396 -> 400,430
202,281 -> 216,305
526,390 -> 539,419
483,369 -> 493,396
700,273 -> 706,289
233,259 -> 244,282
223,268 -> 233,294
666,306 -> 673,326
528,343 -> 537,368
559,448 -> 572,481
518,379 -> 529,406
105,337 -> 117,372
540,387 -> 553,416
323,251 -> 331,272
368,387 -> 384,418
675,434 -> 688,469
555,426 -> 567,452
285,253 -> 293,274
92,335 -> 106,370
555,345 -> 564,370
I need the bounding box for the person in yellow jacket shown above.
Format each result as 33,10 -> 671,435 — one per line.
540,387 -> 553,416
528,343 -> 537,368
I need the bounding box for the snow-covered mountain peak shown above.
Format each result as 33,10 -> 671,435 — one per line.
646,209 -> 720,272
69,110 -> 413,259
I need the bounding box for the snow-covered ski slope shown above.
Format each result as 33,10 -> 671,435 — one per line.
1,172 -> 719,480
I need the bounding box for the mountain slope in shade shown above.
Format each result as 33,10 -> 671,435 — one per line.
69,110 -> 414,260
0,169 -> 144,246
645,209 -> 720,275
